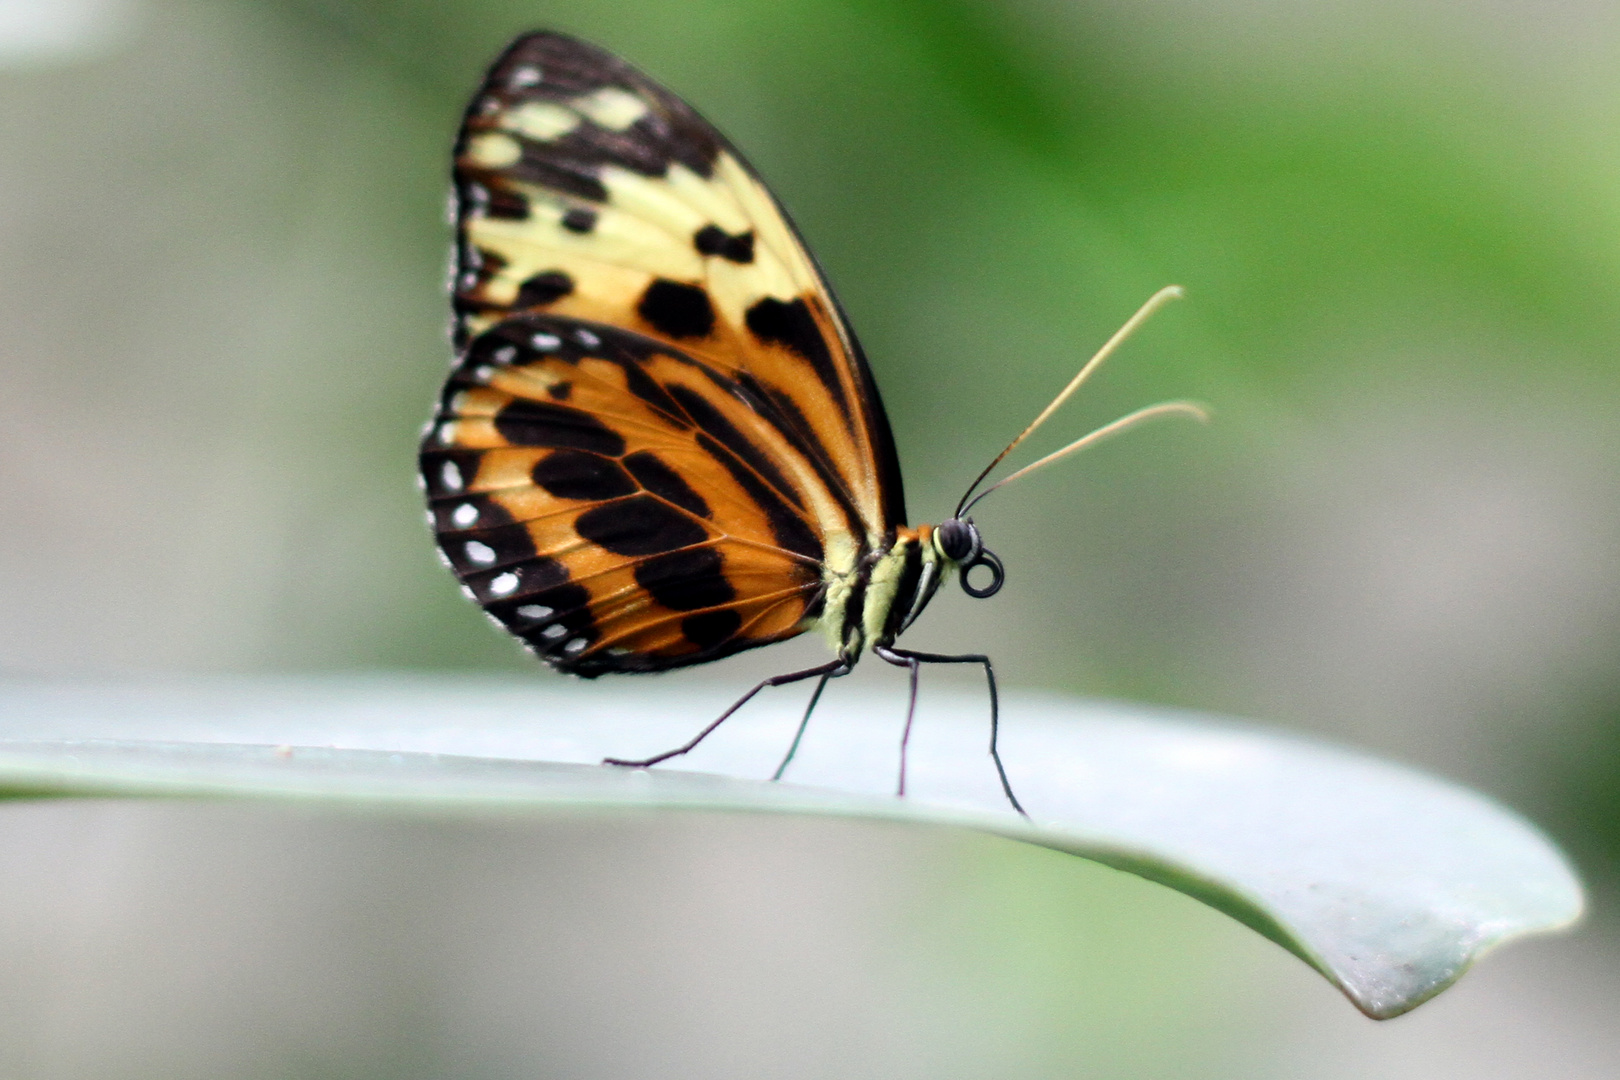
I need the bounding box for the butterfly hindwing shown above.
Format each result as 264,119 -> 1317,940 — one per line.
423,314 -> 844,674
449,31 -> 904,549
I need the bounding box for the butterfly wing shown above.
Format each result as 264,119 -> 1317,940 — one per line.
449,31 -> 904,547
424,32 -> 912,673
423,314 -> 854,674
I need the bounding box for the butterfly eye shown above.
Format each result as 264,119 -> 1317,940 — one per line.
935,518 -> 978,562
936,519 -> 1002,598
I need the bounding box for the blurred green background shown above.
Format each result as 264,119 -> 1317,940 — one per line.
1,0 -> 1617,1076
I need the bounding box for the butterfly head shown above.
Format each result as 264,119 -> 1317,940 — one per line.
933,517 -> 1004,599
867,518 -> 1004,650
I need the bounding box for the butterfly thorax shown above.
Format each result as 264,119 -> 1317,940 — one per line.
819,519 -> 996,662
818,524 -> 924,659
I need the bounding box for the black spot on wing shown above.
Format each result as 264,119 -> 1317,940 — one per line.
557,122 -> 669,177
694,225 -> 754,263
493,399 -> 625,455
575,494 -> 707,556
547,381 -> 572,400
743,296 -> 817,357
516,270 -> 574,308
666,384 -> 802,509
531,449 -> 638,501
637,279 -> 715,339
502,155 -> 608,203
624,451 -> 710,518
561,206 -> 597,233
483,185 -> 530,221
633,548 -> 735,611
744,297 -> 849,416
682,610 -> 741,649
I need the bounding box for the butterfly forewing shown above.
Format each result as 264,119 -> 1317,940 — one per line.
449,31 -> 903,541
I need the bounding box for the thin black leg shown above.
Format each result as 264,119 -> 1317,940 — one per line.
604,658 -> 849,769
772,668 -> 839,781
880,646 -> 1027,817
874,646 -> 922,795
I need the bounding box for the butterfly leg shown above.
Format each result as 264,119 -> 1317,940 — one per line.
876,647 -> 1028,817
872,645 -> 923,797
772,667 -> 843,781
604,658 -> 850,770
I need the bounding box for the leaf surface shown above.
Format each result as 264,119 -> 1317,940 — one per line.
0,675 -> 1583,1018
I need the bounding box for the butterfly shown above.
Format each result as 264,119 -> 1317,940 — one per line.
420,32 -> 1205,814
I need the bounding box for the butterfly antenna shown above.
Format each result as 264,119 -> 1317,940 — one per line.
954,285 -> 1186,518
958,399 -> 1210,517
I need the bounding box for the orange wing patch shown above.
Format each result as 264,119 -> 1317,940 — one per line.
423,315 -> 836,674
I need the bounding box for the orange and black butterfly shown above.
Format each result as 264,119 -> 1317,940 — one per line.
421,32 -> 1204,813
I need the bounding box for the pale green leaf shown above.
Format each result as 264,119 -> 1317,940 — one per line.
0,675 -> 1582,1018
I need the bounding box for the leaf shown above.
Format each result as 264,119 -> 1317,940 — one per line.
0,674 -> 1583,1018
